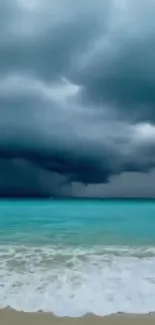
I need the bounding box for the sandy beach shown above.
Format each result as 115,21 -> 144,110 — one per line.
0,310 -> 155,325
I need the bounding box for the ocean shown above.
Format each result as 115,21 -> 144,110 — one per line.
0,199 -> 155,316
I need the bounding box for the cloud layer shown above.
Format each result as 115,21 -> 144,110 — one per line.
1,0 -> 155,197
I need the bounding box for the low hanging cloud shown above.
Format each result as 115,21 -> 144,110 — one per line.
1,0 -> 155,197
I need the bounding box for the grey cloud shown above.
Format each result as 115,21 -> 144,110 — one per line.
77,170 -> 155,198
0,0 -> 155,197
0,0 -> 103,80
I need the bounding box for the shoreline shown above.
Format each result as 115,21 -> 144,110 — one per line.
0,310 -> 155,325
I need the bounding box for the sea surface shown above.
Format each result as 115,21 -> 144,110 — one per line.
0,199 -> 155,316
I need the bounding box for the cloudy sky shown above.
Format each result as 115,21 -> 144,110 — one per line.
1,0 -> 155,197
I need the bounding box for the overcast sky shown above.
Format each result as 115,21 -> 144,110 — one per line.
1,0 -> 155,197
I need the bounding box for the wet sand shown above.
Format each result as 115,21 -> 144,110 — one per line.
0,310 -> 155,325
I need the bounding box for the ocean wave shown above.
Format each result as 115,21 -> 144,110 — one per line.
0,244 -> 155,316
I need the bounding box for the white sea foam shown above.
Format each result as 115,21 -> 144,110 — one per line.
0,245 -> 155,316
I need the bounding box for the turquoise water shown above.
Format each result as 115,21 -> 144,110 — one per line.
0,199 -> 155,315
0,199 -> 155,246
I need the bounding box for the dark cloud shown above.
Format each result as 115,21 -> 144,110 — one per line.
0,158 -> 72,197
0,0 -> 155,197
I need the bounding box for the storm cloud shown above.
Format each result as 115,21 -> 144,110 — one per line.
1,0 -> 155,197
